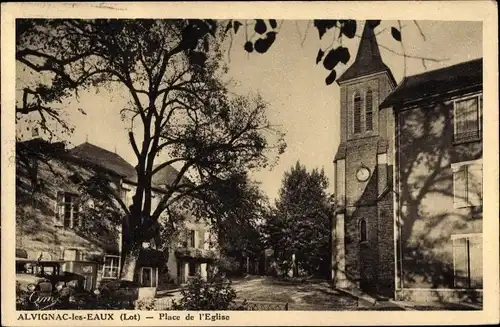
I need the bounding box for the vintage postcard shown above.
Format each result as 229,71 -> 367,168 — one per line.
1,1 -> 498,326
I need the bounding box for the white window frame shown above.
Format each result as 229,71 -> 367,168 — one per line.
451,233 -> 482,289
451,159 -> 482,208
453,94 -> 482,143
102,255 -> 120,279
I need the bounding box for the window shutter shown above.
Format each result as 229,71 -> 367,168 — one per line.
467,164 -> 482,206
204,232 -> 210,250
73,204 -> 82,229
365,90 -> 373,131
184,229 -> 189,247
453,238 -> 469,288
353,93 -> 362,134
468,235 -> 483,288
198,229 -> 204,249
455,97 -> 480,141
56,192 -> 64,221
453,168 -> 467,208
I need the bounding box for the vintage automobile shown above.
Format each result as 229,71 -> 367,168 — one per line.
16,259 -> 96,310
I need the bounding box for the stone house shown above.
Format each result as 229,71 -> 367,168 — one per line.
16,137 -> 217,292
332,21 -> 482,303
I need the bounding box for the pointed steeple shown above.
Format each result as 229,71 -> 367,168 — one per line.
337,21 -> 395,84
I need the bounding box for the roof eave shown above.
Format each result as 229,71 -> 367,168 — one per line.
380,83 -> 482,110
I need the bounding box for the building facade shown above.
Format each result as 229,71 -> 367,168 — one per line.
16,136 -> 217,293
332,21 -> 482,303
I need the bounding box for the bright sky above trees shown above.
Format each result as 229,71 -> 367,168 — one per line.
16,20 -> 482,200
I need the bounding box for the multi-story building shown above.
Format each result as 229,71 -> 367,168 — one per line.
331,21 -> 482,303
16,136 -> 217,292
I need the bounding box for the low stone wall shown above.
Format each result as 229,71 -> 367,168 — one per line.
396,288 -> 483,304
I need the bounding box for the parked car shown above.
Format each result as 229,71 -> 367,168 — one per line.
16,259 -> 94,310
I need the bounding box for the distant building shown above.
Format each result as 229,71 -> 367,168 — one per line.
16,136 -> 217,292
332,21 -> 482,303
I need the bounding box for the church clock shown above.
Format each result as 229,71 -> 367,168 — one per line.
356,166 -> 371,182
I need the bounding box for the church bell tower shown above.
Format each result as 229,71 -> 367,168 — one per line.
332,21 -> 397,298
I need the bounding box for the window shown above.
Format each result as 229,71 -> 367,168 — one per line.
452,160 -> 482,208
359,219 -> 367,242
32,127 -> 39,137
102,255 -> 120,279
188,262 -> 197,276
454,96 -> 481,142
365,89 -> 373,131
353,92 -> 362,134
452,234 -> 482,288
57,192 -> 80,228
198,230 -> 205,249
187,230 -> 196,248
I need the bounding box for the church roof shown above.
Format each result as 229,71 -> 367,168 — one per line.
379,58 -> 482,109
337,21 -> 396,85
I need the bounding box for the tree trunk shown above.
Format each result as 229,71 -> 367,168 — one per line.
120,250 -> 138,281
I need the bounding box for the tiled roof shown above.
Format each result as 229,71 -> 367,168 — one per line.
337,21 -> 396,85
152,163 -> 192,187
380,58 -> 482,109
69,142 -> 137,181
69,142 -> 190,187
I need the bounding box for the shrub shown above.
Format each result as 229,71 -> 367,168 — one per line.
135,298 -> 156,311
171,275 -> 242,310
217,256 -> 241,276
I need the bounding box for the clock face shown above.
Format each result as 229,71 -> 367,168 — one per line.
356,167 -> 370,182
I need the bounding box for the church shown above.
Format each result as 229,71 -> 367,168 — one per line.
331,21 -> 482,304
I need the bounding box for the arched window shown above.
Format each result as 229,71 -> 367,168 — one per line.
353,92 -> 362,133
359,219 -> 367,242
365,89 -> 373,131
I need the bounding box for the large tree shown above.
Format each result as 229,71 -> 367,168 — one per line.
264,161 -> 334,278
193,171 -> 267,260
16,19 -> 285,280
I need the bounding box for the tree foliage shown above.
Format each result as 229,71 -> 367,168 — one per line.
193,171 -> 266,256
263,161 -> 334,278
226,19 -> 405,86
16,19 -> 286,279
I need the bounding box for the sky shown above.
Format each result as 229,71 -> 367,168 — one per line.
16,20 -> 483,201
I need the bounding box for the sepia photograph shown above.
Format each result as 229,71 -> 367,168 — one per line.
1,2 -> 498,326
